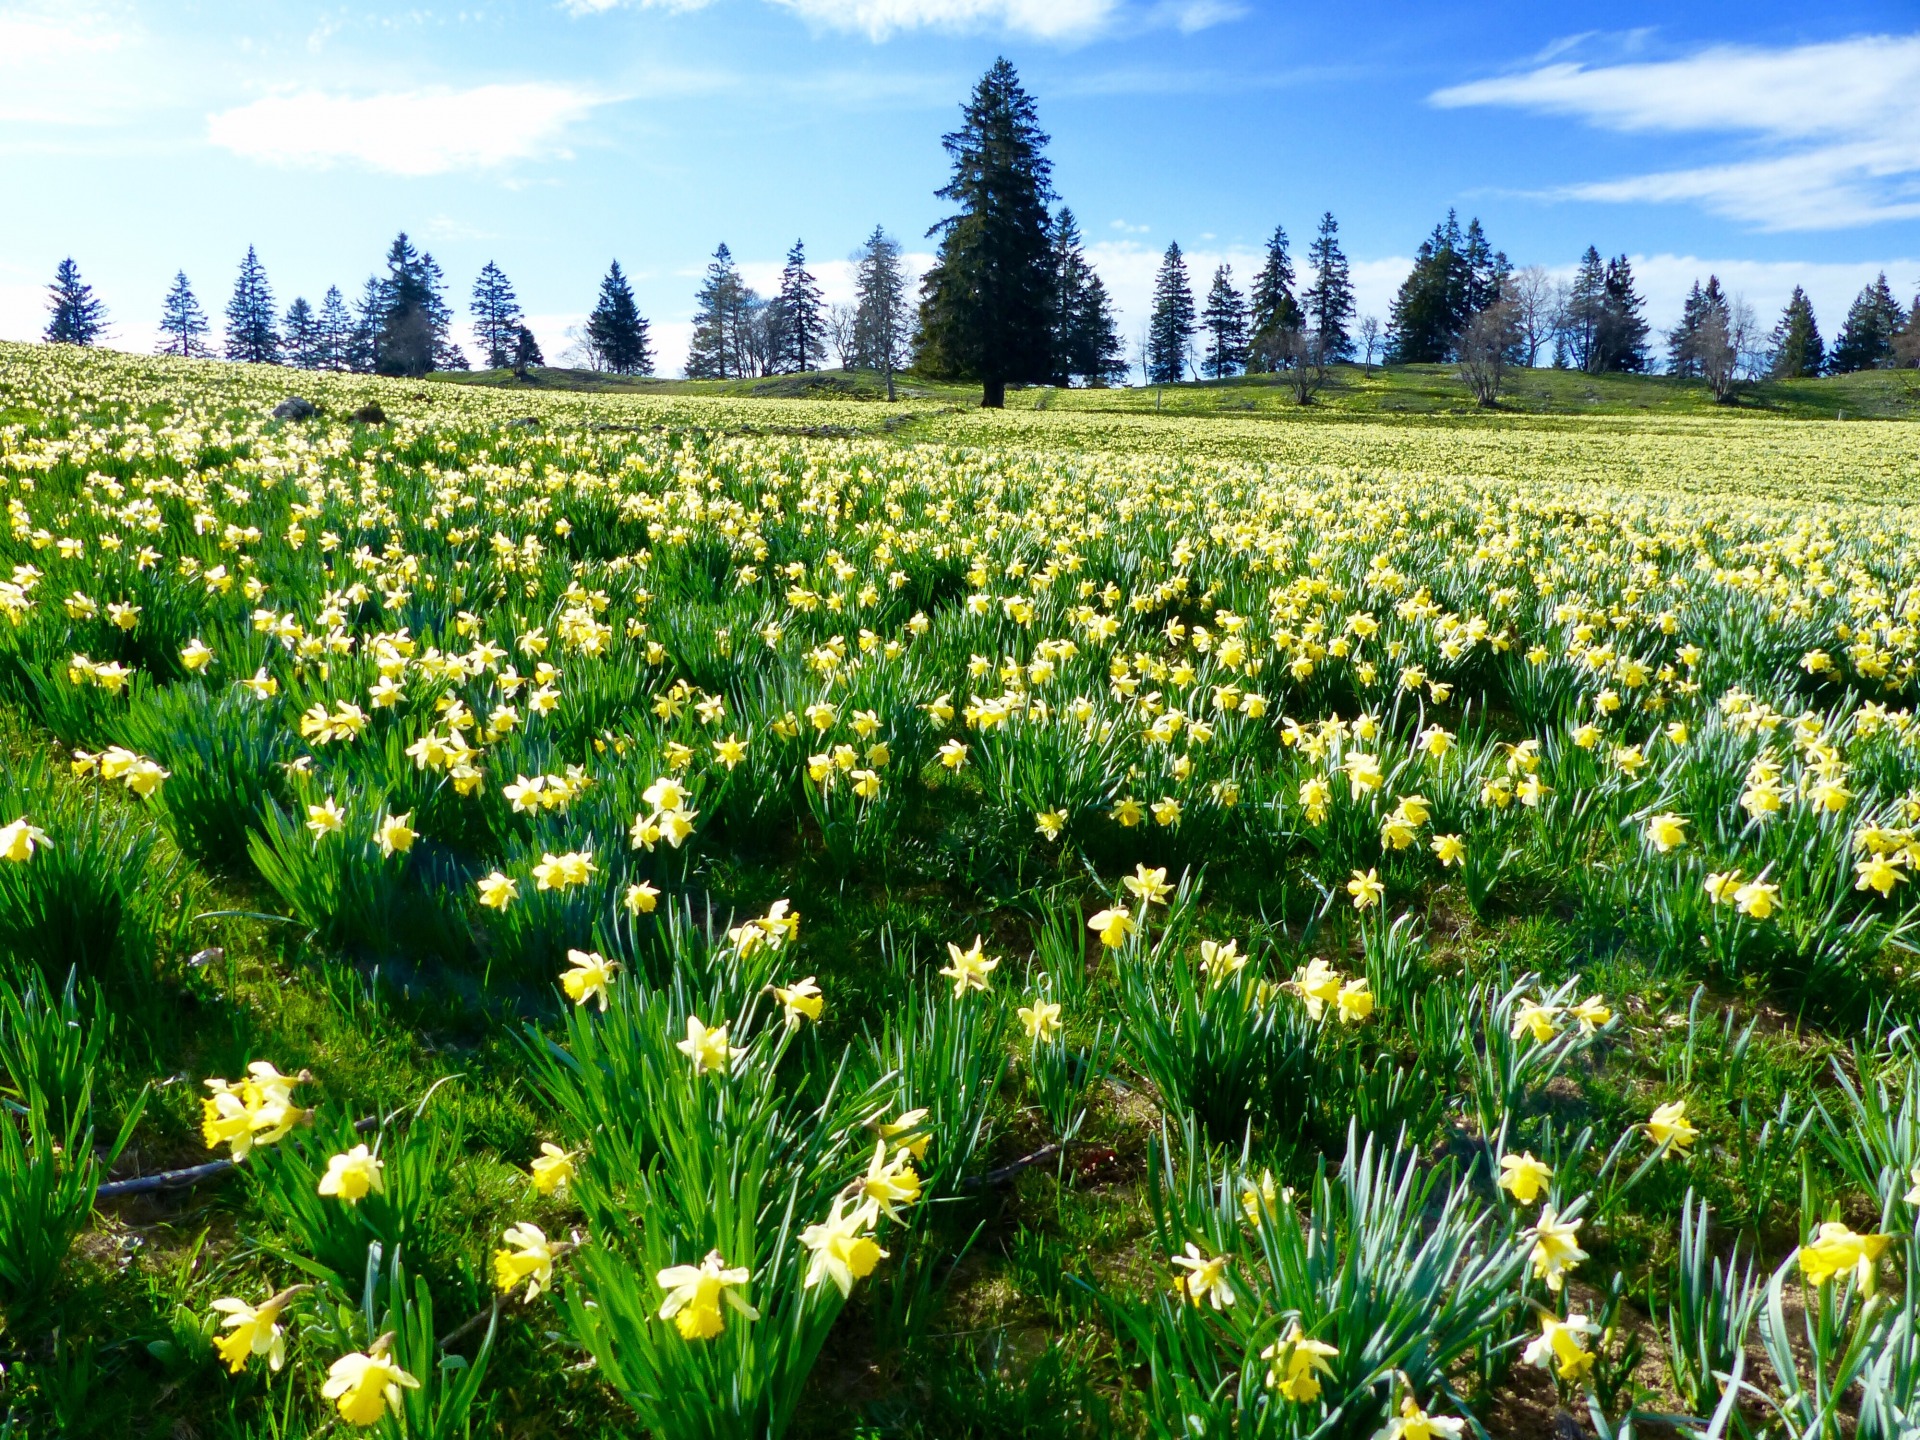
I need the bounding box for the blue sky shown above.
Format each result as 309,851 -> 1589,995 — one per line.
2,0 -> 1917,374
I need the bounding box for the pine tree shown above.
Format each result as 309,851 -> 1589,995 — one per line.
1302,212 -> 1355,361
852,226 -> 910,399
1387,217 -> 1458,364
1200,265 -> 1249,379
224,246 -> 280,363
1667,276 -> 1730,377
470,262 -> 525,370
1767,287 -> 1824,378
1558,248 -> 1607,372
1830,274 -> 1902,373
1246,225 -> 1301,373
775,240 -> 826,374
585,261 -> 653,375
419,252 -> 464,370
317,286 -> 355,372
1145,242 -> 1195,385
1895,294 -> 1920,370
348,277 -> 384,374
156,271 -> 210,358
1460,218 -> 1508,319
1050,210 -> 1126,388
282,297 -> 321,369
686,245 -> 747,380
1592,255 -> 1649,373
916,58 -> 1059,408
45,259 -> 108,346
370,234 -> 441,377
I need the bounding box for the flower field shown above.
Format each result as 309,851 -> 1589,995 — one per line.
5,339 -> 1920,1438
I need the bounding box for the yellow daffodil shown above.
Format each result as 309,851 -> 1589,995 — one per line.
1262,1322 -> 1338,1403
940,936 -> 999,995
1647,1100 -> 1698,1154
492,1221 -> 560,1301
1526,1205 -> 1588,1291
1170,1243 -> 1234,1310
561,949 -> 617,1010
318,1144 -> 384,1204
1018,997 -> 1063,1041
677,1015 -> 740,1076
1499,1152 -> 1553,1205
802,1197 -> 887,1296
323,1339 -> 420,1427
530,1142 -> 576,1196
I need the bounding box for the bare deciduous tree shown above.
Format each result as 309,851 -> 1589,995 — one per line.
1357,315 -> 1382,377
827,304 -> 858,371
1698,295 -> 1762,402
1277,328 -> 1328,404
1457,298 -> 1519,405
1506,265 -> 1561,368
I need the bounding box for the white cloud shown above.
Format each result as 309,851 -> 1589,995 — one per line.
0,5 -> 137,124
765,0 -> 1118,41
206,85 -> 603,176
1431,34 -> 1920,229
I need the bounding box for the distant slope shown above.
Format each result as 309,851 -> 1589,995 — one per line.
436,360 -> 1920,422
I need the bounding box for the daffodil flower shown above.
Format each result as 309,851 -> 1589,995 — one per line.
323,1337 -> 420,1426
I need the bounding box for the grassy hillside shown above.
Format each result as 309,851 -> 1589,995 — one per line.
438,358 -> 1920,422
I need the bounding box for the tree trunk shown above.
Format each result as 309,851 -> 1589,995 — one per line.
981,377 -> 1005,408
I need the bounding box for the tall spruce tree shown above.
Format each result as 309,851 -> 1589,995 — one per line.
1557,248 -> 1607,371
585,261 -> 653,375
1303,212 -> 1355,361
1051,210 -> 1126,387
368,234 -> 441,377
45,259 -> 107,345
224,246 -> 280,363
156,271 -> 210,358
1200,265 -> 1249,379
348,277 -> 384,374
316,286 -> 355,372
470,262 -> 525,370
1246,224 -> 1301,372
686,245 -> 747,380
421,252 -> 465,369
1387,214 -> 1461,364
776,241 -> 826,374
852,226 -> 910,399
1592,255 -> 1650,373
1830,273 -> 1902,373
1145,242 -> 1195,385
1667,276 -> 1729,377
1768,287 -> 1824,378
282,297 -> 321,369
916,58 -> 1058,407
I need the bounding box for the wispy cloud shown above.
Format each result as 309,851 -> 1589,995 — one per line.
205,85 -> 605,176
0,3 -> 140,124
1431,34 -> 1920,230
570,0 -> 1238,42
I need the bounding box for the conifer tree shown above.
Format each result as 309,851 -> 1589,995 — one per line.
1830,274 -> 1902,373
1302,212 -> 1355,361
686,244 -> 747,380
852,226 -> 910,399
1247,225 -> 1301,372
348,277 -> 384,374
1145,242 -> 1195,385
1767,287 -> 1824,378
1594,255 -> 1649,373
585,261 -> 653,375
282,297 -> 321,369
1387,215 -> 1460,364
371,234 -> 441,377
1667,276 -> 1728,377
1050,209 -> 1126,387
776,241 -> 826,374
317,286 -> 355,372
470,261 -> 525,370
156,271 -> 210,358
916,58 -> 1058,407
1558,248 -> 1607,372
45,258 -> 107,346
224,246 -> 280,363
1200,264 -> 1249,379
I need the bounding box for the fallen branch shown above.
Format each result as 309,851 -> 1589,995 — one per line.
97,1115 -> 378,1199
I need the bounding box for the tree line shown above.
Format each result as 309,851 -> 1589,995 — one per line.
36,58 -> 1920,406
